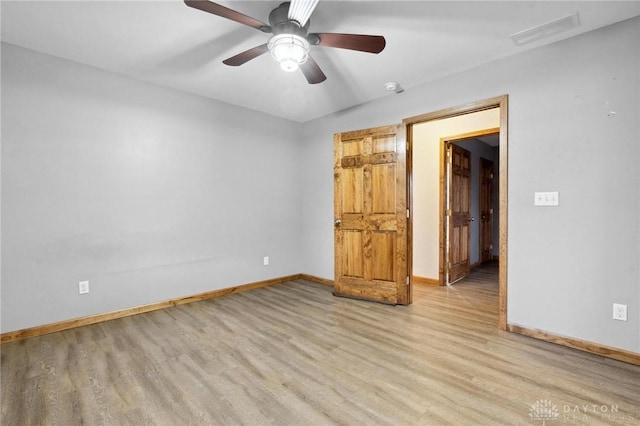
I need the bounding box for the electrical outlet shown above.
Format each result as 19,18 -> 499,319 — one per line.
263,256 -> 269,266
534,191 -> 559,206
79,280 -> 89,295
612,303 -> 627,321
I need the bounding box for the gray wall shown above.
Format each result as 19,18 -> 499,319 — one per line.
299,18 -> 639,353
1,43 -> 303,332
2,17 -> 639,355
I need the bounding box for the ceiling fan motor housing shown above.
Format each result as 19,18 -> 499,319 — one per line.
269,2 -> 311,38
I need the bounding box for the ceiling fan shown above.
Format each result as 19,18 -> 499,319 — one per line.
184,0 -> 386,84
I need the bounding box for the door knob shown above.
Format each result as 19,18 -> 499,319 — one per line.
334,219 -> 342,227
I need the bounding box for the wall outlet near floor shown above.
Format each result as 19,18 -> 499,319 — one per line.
612,303 -> 627,321
79,280 -> 90,295
263,256 -> 269,266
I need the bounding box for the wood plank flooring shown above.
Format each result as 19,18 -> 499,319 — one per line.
2,263 -> 640,425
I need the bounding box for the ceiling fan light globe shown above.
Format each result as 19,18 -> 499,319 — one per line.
280,59 -> 299,72
268,34 -> 310,72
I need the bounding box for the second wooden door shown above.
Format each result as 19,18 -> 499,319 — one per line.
447,143 -> 471,283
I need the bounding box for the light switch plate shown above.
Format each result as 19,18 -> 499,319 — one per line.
534,192 -> 559,206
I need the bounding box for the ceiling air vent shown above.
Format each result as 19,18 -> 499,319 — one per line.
510,12 -> 580,46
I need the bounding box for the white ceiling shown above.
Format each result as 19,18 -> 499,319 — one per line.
2,1 -> 639,122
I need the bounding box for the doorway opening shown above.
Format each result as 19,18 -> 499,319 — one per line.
443,129 -> 499,285
404,95 -> 508,329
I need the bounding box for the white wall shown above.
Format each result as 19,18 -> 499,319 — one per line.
300,18 -> 640,353
412,109 -> 500,279
1,43 -> 302,332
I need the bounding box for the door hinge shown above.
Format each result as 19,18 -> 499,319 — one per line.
445,261 -> 451,272
489,208 -> 494,215
490,173 -> 494,179
446,209 -> 452,216
406,209 -> 410,219
489,244 -> 494,250
406,276 -> 410,285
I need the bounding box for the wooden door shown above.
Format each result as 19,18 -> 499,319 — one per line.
334,125 -> 409,305
479,157 -> 494,264
447,144 -> 471,283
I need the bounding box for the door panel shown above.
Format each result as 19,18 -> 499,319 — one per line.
372,164 -> 396,213
372,231 -> 396,281
342,168 -> 364,214
480,157 -> 495,264
343,231 -> 364,278
447,144 -> 471,283
334,125 -> 408,305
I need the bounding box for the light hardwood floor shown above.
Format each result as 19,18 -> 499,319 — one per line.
2,263 -> 639,425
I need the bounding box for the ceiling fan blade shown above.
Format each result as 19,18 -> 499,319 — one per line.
184,0 -> 271,33
310,33 -> 386,54
300,56 -> 327,84
222,44 -> 269,66
288,0 -> 319,27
